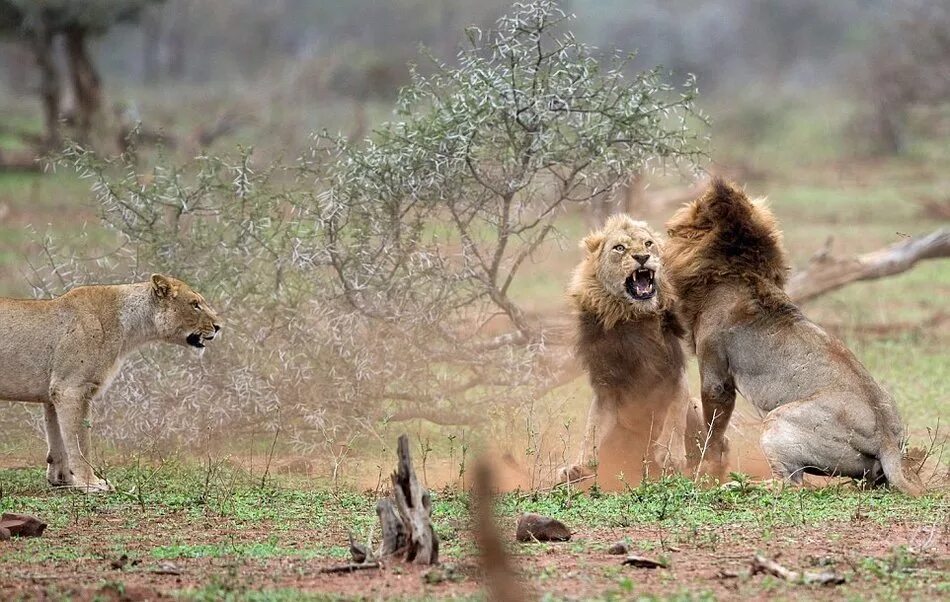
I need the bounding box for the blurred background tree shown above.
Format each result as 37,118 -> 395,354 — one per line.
0,0 -> 163,150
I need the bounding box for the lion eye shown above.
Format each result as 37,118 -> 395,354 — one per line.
612,244 -> 626,253
192,300 -> 201,310
645,240 -> 654,248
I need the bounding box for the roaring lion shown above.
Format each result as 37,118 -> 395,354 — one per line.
0,274 -> 221,491
664,179 -> 924,495
562,214 -> 703,487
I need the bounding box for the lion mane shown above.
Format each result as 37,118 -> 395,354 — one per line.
664,178 -> 798,341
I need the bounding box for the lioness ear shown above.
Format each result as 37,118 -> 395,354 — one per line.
151,274 -> 175,298
581,232 -> 605,255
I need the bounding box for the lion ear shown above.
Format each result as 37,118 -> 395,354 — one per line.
581,232 -> 605,255
150,274 -> 175,298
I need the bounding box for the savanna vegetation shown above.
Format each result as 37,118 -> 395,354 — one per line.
0,1 -> 947,600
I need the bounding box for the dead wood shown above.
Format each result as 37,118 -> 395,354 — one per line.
751,554 -> 845,586
788,229 -> 950,303
375,434 -> 439,565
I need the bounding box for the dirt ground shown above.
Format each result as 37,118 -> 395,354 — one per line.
1,498 -> 947,601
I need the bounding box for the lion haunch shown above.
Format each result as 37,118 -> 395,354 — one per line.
0,274 -> 220,492
562,215 -> 703,488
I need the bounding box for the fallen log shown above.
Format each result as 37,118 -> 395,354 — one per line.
375,434 -> 438,564
0,149 -> 41,172
788,229 -> 950,303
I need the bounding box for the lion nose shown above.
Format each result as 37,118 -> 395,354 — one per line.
633,253 -> 651,266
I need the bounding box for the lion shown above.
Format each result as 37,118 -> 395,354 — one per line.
0,274 -> 221,492
664,179 -> 924,495
562,214 -> 703,488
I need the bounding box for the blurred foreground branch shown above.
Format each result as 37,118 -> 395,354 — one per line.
473,460 -> 530,602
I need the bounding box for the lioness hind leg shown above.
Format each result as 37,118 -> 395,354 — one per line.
43,402 -> 70,486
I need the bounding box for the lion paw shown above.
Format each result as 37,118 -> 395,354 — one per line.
558,464 -> 594,484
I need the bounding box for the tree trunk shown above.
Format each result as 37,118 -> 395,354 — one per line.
29,21 -> 61,151
64,25 -> 102,144
142,9 -> 162,83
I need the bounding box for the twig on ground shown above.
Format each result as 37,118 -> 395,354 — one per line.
751,554 -> 845,586
317,562 -> 382,574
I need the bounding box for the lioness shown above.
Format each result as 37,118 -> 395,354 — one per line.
664,179 -> 924,495
563,215 -> 703,487
0,274 -> 220,491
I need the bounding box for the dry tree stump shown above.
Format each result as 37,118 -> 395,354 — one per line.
375,434 -> 439,565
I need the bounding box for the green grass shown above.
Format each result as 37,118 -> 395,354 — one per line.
1,462 -> 944,546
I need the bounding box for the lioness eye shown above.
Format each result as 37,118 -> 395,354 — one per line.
613,244 -> 625,253
192,300 -> 200,310
645,240 -> 653,248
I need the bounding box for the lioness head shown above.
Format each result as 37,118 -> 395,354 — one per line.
150,274 -> 221,350
569,215 -> 671,328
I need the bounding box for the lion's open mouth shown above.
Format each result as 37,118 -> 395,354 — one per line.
186,333 -> 205,348
625,268 -> 656,301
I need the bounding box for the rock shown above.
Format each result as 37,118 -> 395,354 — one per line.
110,554 -> 130,570
515,513 -> 571,543
0,513 -> 47,538
607,541 -> 629,555
0,527 -> 10,541
151,561 -> 182,576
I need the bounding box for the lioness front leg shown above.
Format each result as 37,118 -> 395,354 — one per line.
697,344 -> 735,480
50,385 -> 110,492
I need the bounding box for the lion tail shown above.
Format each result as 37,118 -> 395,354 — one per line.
879,440 -> 925,497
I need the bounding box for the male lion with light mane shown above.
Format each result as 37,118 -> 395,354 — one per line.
664,179 -> 924,495
0,274 -> 220,492
562,214 -> 703,487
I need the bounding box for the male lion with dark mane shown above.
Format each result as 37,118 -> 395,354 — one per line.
664,179 -> 924,495
562,214 -> 702,488
0,275 -> 221,492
